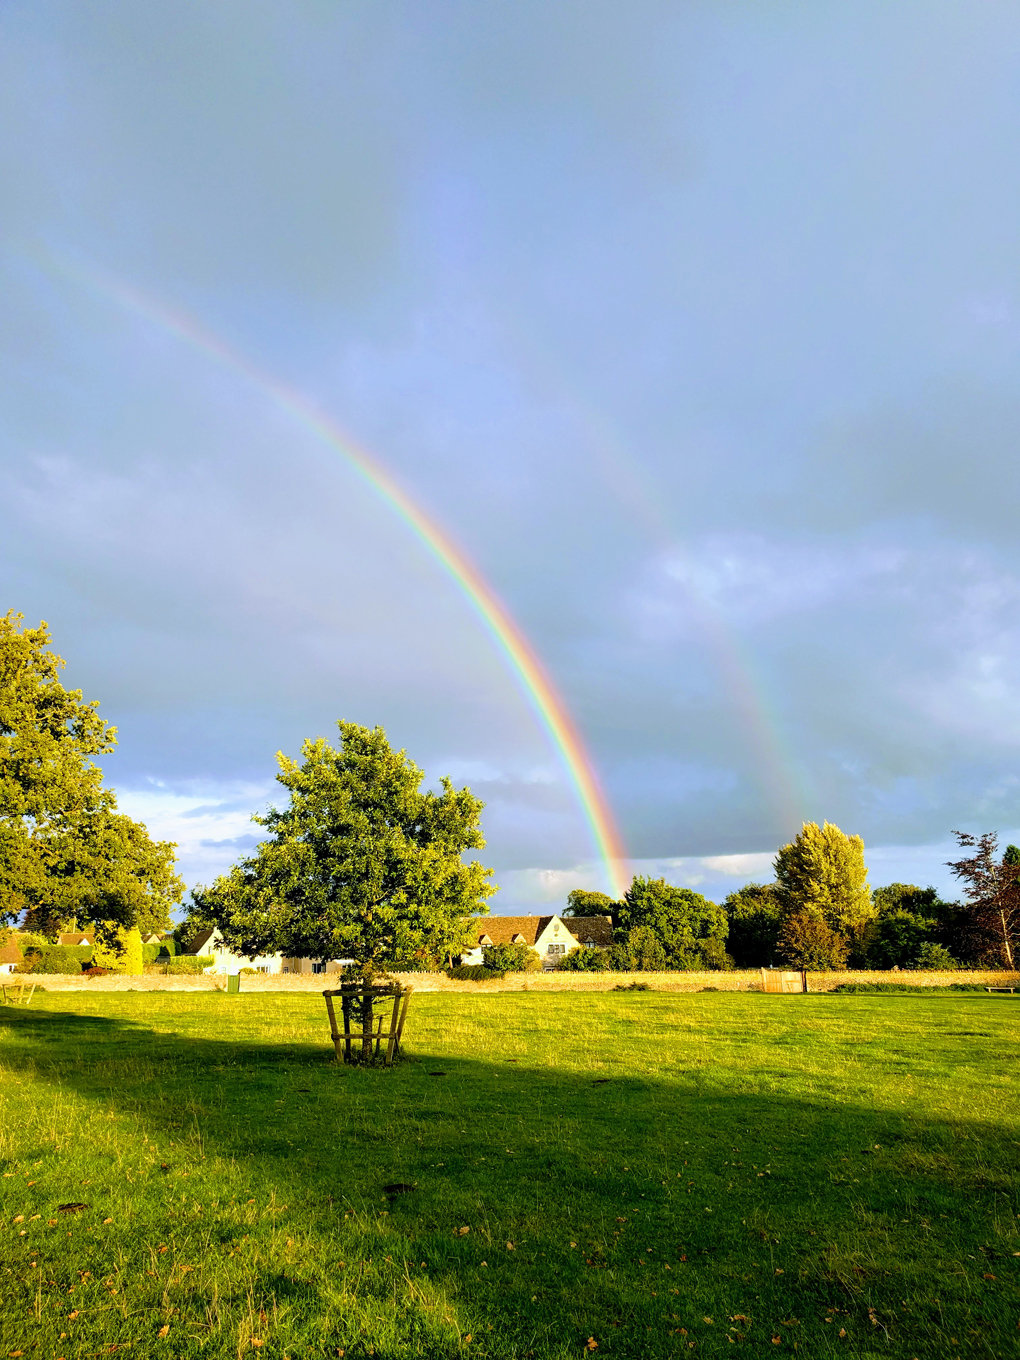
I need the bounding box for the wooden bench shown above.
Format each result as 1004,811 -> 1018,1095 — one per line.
985,986 -> 1017,994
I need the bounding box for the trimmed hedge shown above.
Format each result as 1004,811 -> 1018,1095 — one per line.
17,945 -> 89,974
147,955 -> 215,975
447,965 -> 506,981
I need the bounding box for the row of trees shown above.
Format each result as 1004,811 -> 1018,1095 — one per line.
4,613 -> 1017,977
560,821 -> 1019,972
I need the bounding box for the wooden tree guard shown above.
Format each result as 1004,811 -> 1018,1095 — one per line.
1,979 -> 36,1005
322,983 -> 412,1066
761,968 -> 807,994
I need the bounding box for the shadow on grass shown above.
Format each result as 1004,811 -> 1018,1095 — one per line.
1,1001 -> 1018,1359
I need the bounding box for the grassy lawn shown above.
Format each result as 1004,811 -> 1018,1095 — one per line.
1,991 -> 1018,1359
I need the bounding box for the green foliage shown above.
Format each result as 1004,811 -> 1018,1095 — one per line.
774,822 -> 875,947
150,955 -> 215,975
909,941 -> 959,971
190,723 -> 495,982
91,926 -> 143,974
481,942 -> 539,973
562,889 -> 617,918
776,909 -> 850,969
614,877 -> 728,970
873,882 -> 942,917
612,980 -> 651,990
446,964 -> 504,981
0,612 -> 183,937
11,931 -> 47,954
555,946 -> 611,972
141,941 -> 162,965
722,883 -> 784,967
16,944 -> 87,974
868,909 -> 933,969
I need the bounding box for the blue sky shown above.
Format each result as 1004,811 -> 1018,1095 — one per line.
4,2 -> 1020,910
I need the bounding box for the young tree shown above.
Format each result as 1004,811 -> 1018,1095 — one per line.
1,612 -> 182,945
774,822 -> 875,943
776,910 -> 850,970
947,832 -> 1019,969
722,883 -> 784,967
616,877 -> 729,970
190,722 -> 495,980
562,888 -> 617,918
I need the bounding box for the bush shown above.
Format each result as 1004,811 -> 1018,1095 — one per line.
447,964 -> 505,981
16,945 -> 87,974
909,942 -> 959,971
481,942 -> 540,973
555,947 -> 611,972
142,941 -> 162,965
777,911 -> 850,970
613,981 -> 651,991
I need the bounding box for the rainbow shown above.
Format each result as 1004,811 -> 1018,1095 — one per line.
63,263 -> 630,899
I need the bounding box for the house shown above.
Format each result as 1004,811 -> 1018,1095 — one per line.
0,937 -> 22,975
460,914 -> 614,970
281,956 -> 353,975
184,928 -> 284,975
58,932 -> 93,948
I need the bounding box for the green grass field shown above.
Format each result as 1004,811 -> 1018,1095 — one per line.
1,991 -> 1018,1359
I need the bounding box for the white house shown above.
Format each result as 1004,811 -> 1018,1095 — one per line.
460,914 -> 614,970
185,928 -> 284,974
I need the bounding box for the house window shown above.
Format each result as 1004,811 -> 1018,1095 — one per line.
547,943 -> 566,955
312,961 -> 327,974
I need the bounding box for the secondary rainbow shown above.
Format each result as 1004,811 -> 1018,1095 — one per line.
68,264 -> 629,899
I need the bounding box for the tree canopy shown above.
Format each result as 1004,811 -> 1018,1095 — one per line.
562,888 -> 617,918
615,876 -> 729,970
722,882 -> 784,967
947,832 -> 1019,969
1,611 -> 182,941
774,822 -> 874,939
189,722 -> 495,978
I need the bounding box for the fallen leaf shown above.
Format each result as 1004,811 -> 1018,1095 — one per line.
102,1218 -> 113,1225
251,1341 -> 263,1349
463,1336 -> 472,1343
58,1204 -> 88,1214
506,1242 -> 515,1250
983,1273 -> 996,1280
67,1312 -> 79,1321
839,1329 -> 847,1338
12,1216 -> 24,1224
772,1337 -> 781,1346
585,1341 -> 598,1353
774,1268 -> 784,1275
158,1326 -> 169,1339
456,1226 -> 470,1236
47,1219 -> 57,1226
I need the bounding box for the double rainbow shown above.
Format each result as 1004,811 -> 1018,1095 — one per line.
72,268 -> 629,900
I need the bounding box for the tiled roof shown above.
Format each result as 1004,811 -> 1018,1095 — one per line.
58,933 -> 93,947
564,915 -> 615,946
471,914 -> 614,948
184,927 -> 217,954
473,915 -> 552,947
0,938 -> 22,966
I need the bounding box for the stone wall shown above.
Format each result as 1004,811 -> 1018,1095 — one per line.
19,969 -> 1020,995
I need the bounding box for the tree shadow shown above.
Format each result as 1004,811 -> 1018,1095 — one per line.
1,1001 -> 1018,1358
